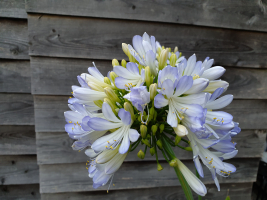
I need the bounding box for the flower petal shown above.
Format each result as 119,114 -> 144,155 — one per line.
129,129 -> 140,142
154,94 -> 168,108
201,66 -> 225,80
118,109 -> 131,125
102,102 -> 121,123
88,117 -> 122,131
174,76 -> 193,96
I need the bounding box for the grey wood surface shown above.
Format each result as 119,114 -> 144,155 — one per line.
0,60 -> 31,93
30,56 -> 267,98
36,130 -> 265,165
28,14 -> 267,68
0,0 -> 27,19
0,184 -> 40,200
39,158 -> 258,193
0,19 -> 29,60
25,0 -> 267,33
0,94 -> 34,125
41,182 -> 253,200
0,155 -> 39,185
0,125 -> 36,155
34,95 -> 267,132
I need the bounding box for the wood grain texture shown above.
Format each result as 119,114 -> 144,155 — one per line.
34,95 -> 267,132
0,19 -> 29,59
41,182 -> 253,200
0,184 -> 40,200
0,155 -> 39,185
0,94 -> 34,125
39,158 -> 258,193
36,130 -> 266,165
0,126 -> 36,155
0,60 -> 31,93
30,56 -> 267,98
28,14 -> 267,68
25,0 -> 267,33
0,0 -> 27,19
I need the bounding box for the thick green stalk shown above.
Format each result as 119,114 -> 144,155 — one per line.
162,138 -> 194,200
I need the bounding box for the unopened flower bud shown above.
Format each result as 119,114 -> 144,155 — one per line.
104,87 -> 121,103
174,46 -> 178,53
149,107 -> 155,116
140,125 -> 147,138
104,98 -> 116,113
122,43 -> 130,57
109,72 -> 118,86
145,66 -> 151,86
174,125 -> 188,137
150,147 -> 155,156
88,82 -> 104,91
159,124 -> 164,133
170,53 -> 177,67
104,77 -> 111,85
137,150 -> 145,159
149,83 -> 157,100
156,139 -> 163,149
157,163 -> 163,171
112,59 -> 120,67
142,139 -> 151,147
121,59 -> 127,68
151,125 -> 158,135
138,115 -> 141,122
175,135 -> 182,145
159,49 -> 168,70
94,100 -> 103,108
184,146 -> 192,151
146,134 -> 151,139
124,102 -> 135,120
169,158 -> 178,167
153,112 -> 157,121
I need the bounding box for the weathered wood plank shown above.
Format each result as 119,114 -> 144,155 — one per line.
41,182 -> 253,200
0,0 -> 27,19
31,56 -> 267,98
0,155 -> 39,185
0,60 -> 31,93
26,0 -> 267,33
0,184 -> 40,200
0,19 -> 29,59
36,130 -> 266,165
0,94 -> 34,125
0,126 -> 36,155
34,95 -> 267,132
28,14 -> 267,68
39,158 -> 258,193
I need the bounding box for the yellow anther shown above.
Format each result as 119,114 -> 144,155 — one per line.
69,97 -> 72,98
77,121 -> 79,124
110,146 -> 114,149
69,121 -> 72,123
213,118 -> 217,120
107,141 -> 110,143
105,146 -> 108,148
163,88 -> 165,90
86,167 -> 88,169
213,166 -> 215,168
86,163 -> 88,165
71,92 -> 73,94
72,128 -> 74,130
113,184 -> 115,186
78,150 -> 81,152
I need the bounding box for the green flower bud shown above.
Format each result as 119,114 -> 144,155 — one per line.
145,66 -> 151,86
158,49 -> 168,70
153,111 -> 157,121
173,125 -> 188,137
169,158 -> 178,167
124,102 -> 135,120
88,82 -> 104,91
159,124 -> 164,133
149,107 -> 155,116
174,46 -> 178,53
175,135 -> 182,145
109,72 -> 118,86
149,83 -> 157,100
122,43 -> 130,57
169,53 -> 177,67
184,146 -> 192,151
150,147 -> 155,156
112,59 -> 120,67
138,115 -> 141,122
137,150 -> 145,159
142,139 -> 151,147
93,100 -> 103,108
151,125 -> 158,136
104,87 -> 121,103
156,139 -> 162,149
157,163 -> 163,171
146,134 -> 151,139
121,59 -> 127,68
140,125 -> 147,138
104,77 -> 111,85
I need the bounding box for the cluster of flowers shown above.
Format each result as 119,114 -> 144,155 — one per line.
64,32 -> 240,196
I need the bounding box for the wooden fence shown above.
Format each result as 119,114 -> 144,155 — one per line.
1,0 -> 267,199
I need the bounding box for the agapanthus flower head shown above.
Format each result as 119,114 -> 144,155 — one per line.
64,32 -> 240,197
